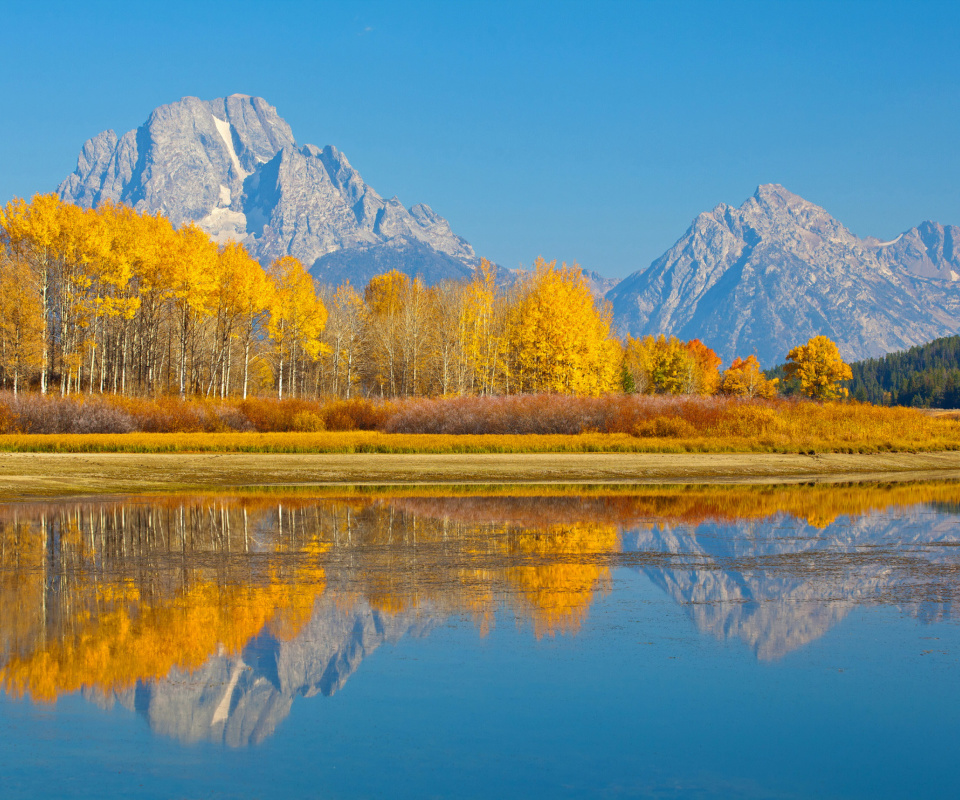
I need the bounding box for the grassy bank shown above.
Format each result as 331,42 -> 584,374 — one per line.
0,427 -> 958,455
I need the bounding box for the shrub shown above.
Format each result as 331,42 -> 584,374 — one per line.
634,416 -> 696,438
321,397 -> 392,431
292,411 -> 325,432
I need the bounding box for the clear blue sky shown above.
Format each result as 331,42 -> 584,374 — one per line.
2,0 -> 958,278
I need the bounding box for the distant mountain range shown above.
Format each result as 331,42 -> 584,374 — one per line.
608,184 -> 960,364
57,96 -> 960,363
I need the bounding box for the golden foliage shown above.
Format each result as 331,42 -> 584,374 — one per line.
507,258 -> 620,395
720,355 -> 779,399
784,335 -> 853,400
0,500 -> 327,702
624,335 -> 721,395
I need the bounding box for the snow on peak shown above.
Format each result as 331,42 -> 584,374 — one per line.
873,233 -> 904,248
212,116 -> 249,180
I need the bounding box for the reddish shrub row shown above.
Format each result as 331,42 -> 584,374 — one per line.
0,392 -> 394,435
0,391 -> 807,437
383,394 -> 742,435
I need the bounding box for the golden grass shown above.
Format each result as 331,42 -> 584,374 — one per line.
0,423 -> 958,455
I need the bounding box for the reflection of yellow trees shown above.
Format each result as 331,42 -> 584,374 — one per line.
504,523 -> 619,638
0,500 -> 328,703
350,498 -> 623,638
1,483 -> 957,701
0,518 -> 46,665
376,482 -> 960,530
1,576 -> 325,703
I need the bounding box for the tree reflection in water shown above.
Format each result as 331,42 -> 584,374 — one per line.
0,483 -> 957,744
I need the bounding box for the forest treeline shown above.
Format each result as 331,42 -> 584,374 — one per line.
845,335 -> 960,408
0,194 -> 789,402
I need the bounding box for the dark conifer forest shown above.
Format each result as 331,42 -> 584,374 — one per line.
846,335 -> 960,407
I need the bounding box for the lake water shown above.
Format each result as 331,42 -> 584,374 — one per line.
0,484 -> 958,799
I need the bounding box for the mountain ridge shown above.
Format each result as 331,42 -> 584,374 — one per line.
607,184 -> 960,364
58,94 -> 480,285
59,100 -> 960,364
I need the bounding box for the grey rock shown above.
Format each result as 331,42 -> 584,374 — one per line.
58,95 -> 479,286
871,220 -> 960,280
608,184 -> 960,364
582,269 -> 619,301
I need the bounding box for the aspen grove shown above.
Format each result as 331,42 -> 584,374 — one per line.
1,194 -> 798,402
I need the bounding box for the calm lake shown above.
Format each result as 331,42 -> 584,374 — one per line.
0,483 -> 958,799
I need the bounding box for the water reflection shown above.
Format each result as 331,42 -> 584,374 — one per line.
0,483 -> 958,746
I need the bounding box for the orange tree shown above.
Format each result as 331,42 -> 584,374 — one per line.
720,355 -> 779,399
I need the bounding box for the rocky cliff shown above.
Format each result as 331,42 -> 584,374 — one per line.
58,95 -> 479,285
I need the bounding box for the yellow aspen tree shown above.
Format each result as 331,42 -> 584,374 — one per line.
55,204 -> 109,395
428,281 -> 469,395
0,194 -> 65,394
0,249 -> 44,394
267,256 -> 327,399
464,258 -> 505,395
399,275 -> 431,395
784,335 -> 852,400
170,224 -> 218,398
87,204 -> 143,394
224,247 -> 272,400
507,257 -> 619,395
363,270 -> 409,396
128,210 -> 178,394
207,242 -> 265,396
322,282 -> 365,398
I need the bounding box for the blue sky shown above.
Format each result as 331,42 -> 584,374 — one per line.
2,0 -> 958,278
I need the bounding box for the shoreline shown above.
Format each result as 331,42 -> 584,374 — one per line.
2,451 -> 960,498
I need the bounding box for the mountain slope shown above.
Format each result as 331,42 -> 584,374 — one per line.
58,94 -> 479,284
608,184 -> 960,364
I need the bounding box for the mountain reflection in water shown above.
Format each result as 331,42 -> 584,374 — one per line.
0,483 -> 958,746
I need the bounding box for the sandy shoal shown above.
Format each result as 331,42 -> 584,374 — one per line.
0,451 -> 959,498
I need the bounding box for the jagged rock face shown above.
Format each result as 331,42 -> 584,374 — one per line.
58,95 -> 478,285
608,184 -> 960,364
872,221 -> 960,280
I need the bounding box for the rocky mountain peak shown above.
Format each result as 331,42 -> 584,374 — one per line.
58,95 -> 479,287
871,220 -> 960,281
608,184 -> 960,364
753,182 -> 803,205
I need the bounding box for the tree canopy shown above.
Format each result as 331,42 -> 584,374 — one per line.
784,335 -> 852,400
